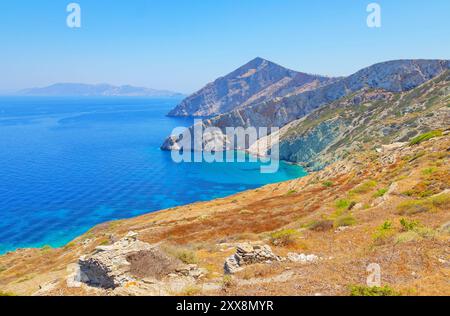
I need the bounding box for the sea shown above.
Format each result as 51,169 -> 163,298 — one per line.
0,96 -> 306,254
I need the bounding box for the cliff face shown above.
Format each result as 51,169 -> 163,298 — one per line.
264,70 -> 450,170
168,57 -> 332,117
162,60 -> 449,152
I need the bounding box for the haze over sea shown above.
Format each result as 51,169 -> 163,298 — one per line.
0,97 -> 305,254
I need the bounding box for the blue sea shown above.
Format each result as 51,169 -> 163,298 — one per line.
0,97 -> 306,254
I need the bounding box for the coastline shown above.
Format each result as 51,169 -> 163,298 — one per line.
1,134 -> 448,296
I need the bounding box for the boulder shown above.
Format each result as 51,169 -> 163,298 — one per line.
224,243 -> 280,274
79,232 -> 155,289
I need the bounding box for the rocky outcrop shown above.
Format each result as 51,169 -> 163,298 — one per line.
78,232 -> 154,289
168,57 -> 332,117
224,243 -> 281,274
223,243 -> 323,274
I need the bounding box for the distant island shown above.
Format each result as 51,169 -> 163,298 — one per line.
17,83 -> 184,97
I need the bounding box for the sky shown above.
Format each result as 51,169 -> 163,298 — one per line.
0,0 -> 449,94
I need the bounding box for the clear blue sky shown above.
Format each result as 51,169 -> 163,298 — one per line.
0,0 -> 449,93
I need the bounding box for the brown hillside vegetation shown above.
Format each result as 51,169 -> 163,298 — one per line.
0,132 -> 449,296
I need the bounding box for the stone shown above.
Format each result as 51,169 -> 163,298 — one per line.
224,255 -> 243,274
224,243 -> 280,274
79,232 -> 155,289
287,253 -> 320,263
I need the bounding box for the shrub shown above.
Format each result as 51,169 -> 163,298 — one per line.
41,245 -> 52,252
372,221 -> 394,244
222,275 -> 236,288
397,193 -> 449,215
270,229 -> 299,247
373,188 -> 388,198
396,218 -> 436,243
350,180 -> 377,195
422,167 -> 437,175
335,199 -> 351,209
238,264 -> 279,280
395,231 -> 421,244
307,220 -> 334,232
333,213 -> 356,228
180,285 -> 201,296
350,285 -> 400,296
400,218 -> 420,232
164,246 -> 198,264
409,130 -> 442,146
287,190 -> 297,195
429,193 -> 450,208
397,200 -> 431,215
414,226 -> 436,239
0,291 -> 16,296
323,181 -> 334,187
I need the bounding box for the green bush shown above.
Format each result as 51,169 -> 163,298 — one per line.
397,200 -> 431,215
429,193 -> 450,208
0,290 -> 16,296
180,285 -> 201,296
409,130 -> 442,146
222,275 -> 236,288
335,199 -> 352,209
395,231 -> 421,244
270,229 -> 299,246
397,193 -> 449,215
287,190 -> 298,195
333,213 -> 356,228
373,188 -> 388,198
307,220 -> 334,232
350,180 -> 377,195
422,167 -> 437,175
164,246 -> 198,264
350,285 -> 400,296
400,218 -> 420,232
372,221 -> 394,244
322,181 -> 334,187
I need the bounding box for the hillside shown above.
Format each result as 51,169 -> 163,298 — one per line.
1,131 -> 448,296
19,83 -> 183,97
162,59 -> 449,151
249,70 -> 450,171
168,57 -> 333,117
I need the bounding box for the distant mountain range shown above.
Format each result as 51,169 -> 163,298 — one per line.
18,83 -> 184,97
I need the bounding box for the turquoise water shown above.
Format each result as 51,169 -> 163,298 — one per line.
0,97 -> 306,254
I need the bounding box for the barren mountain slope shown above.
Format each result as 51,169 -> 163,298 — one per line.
168,57 -> 332,117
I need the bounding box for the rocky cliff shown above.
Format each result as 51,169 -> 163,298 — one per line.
168,57 -> 333,117
250,70 -> 450,170
162,59 -> 449,153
